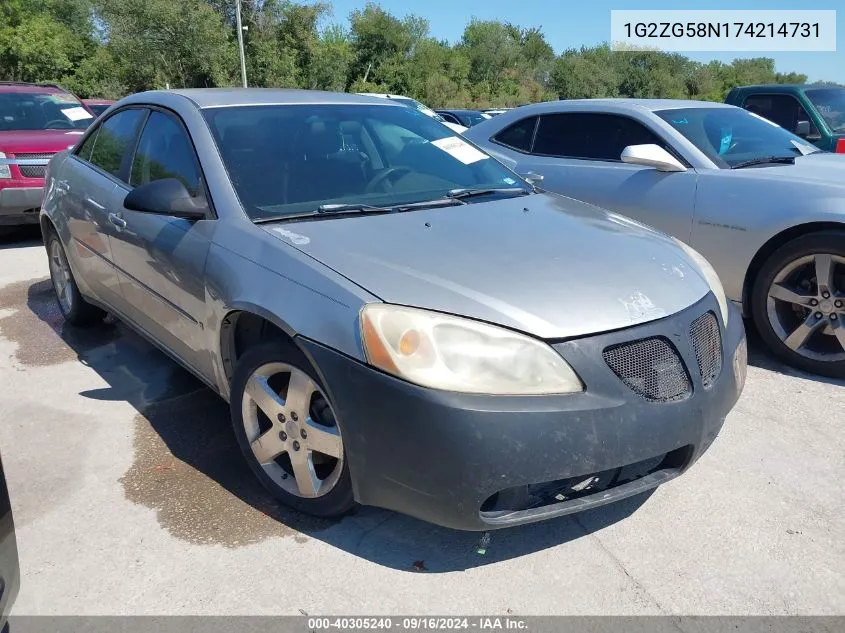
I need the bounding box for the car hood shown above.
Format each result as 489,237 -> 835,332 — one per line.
262,194 -> 711,340
0,129 -> 85,155
739,151 -> 845,185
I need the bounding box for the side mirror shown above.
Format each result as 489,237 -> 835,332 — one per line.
794,120 -> 811,137
621,144 -> 686,172
124,178 -> 208,220
520,171 -> 544,186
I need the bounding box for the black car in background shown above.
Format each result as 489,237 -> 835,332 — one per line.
434,109 -> 492,127
0,454 -> 19,629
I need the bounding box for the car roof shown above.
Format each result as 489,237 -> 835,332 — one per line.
127,88 -> 406,109
734,84 -> 810,91
0,82 -> 67,95
513,98 -> 736,114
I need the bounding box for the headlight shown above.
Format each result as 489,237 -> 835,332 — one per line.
360,304 -> 583,395
0,152 -> 10,179
672,239 -> 729,326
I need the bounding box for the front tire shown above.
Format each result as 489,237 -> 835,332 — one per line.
751,231 -> 845,378
230,342 -> 355,518
45,229 -> 106,326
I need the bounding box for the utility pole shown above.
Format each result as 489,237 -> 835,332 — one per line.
235,0 -> 248,87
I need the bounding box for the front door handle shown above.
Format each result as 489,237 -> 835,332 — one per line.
108,212 -> 127,230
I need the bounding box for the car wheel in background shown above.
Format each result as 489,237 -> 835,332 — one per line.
752,231 -> 845,378
230,342 -> 355,517
45,229 -> 106,326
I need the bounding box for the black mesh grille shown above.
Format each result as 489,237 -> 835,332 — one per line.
690,312 -> 723,388
15,152 -> 54,160
19,165 -> 46,178
603,337 -> 691,402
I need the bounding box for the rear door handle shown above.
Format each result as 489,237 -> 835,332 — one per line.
108,212 -> 127,230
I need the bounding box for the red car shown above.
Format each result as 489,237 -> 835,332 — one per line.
0,82 -> 95,235
82,98 -> 116,117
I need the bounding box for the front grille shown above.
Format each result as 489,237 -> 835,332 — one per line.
15,152 -> 55,160
15,153 -> 53,179
19,165 -> 46,178
689,312 -> 723,388
603,337 -> 691,402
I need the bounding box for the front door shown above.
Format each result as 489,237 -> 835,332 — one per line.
107,109 -> 214,379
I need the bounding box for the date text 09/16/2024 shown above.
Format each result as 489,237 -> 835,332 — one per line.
307,617 -> 528,630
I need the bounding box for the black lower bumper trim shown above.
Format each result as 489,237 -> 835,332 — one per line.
298,293 -> 745,531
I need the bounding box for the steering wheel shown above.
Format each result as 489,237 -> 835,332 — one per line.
366,167 -> 412,193
45,119 -> 74,130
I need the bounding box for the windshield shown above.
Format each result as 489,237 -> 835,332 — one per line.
806,88 -> 845,132
203,103 -> 529,221
656,107 -> 816,168
0,91 -> 93,131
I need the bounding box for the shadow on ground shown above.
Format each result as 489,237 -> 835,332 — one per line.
0,225 -> 42,250
744,317 -> 845,388
1,276 -> 692,572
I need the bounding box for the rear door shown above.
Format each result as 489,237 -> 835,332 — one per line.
61,108 -> 146,306
107,108 -> 214,379
505,112 -> 697,242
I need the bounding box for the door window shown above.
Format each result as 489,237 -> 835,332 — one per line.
533,113 -> 664,161
86,108 -> 146,179
129,111 -> 200,195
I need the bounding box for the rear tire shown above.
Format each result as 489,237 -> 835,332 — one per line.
45,228 -> 106,327
751,231 -> 845,379
230,342 -> 355,518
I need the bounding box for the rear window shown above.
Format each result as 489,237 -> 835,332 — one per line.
0,91 -> 93,131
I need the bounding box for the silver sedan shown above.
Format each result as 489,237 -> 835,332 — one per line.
41,89 -> 745,530
465,100 -> 845,378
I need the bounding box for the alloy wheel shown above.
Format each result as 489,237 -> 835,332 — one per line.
766,253 -> 845,363
240,362 -> 344,498
49,239 -> 74,315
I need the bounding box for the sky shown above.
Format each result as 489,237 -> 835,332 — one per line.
329,0 -> 844,83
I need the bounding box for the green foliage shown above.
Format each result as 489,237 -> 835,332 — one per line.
0,1 -> 836,104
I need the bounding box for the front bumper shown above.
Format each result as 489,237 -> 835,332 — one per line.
300,293 -> 746,531
0,185 -> 42,225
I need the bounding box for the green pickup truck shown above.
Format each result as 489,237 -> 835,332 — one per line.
725,84 -> 845,153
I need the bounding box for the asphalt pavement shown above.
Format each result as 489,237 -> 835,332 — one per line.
0,227 -> 843,615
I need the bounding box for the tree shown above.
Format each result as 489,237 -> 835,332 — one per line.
0,1 -> 836,108
94,0 -> 237,92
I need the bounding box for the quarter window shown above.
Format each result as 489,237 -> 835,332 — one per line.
76,128 -> 99,162
532,113 -> 664,161
86,108 -> 146,179
130,111 -> 200,195
492,116 -> 538,152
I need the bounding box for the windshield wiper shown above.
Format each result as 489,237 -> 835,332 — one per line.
731,156 -> 796,169
253,205 -> 391,224
253,198 -> 466,224
446,187 -> 531,200
316,203 -> 390,214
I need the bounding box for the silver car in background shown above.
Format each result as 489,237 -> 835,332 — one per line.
466,100 -> 845,378
41,89 -> 745,530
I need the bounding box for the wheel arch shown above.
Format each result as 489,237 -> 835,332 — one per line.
741,221 -> 845,316
219,306 -> 307,390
